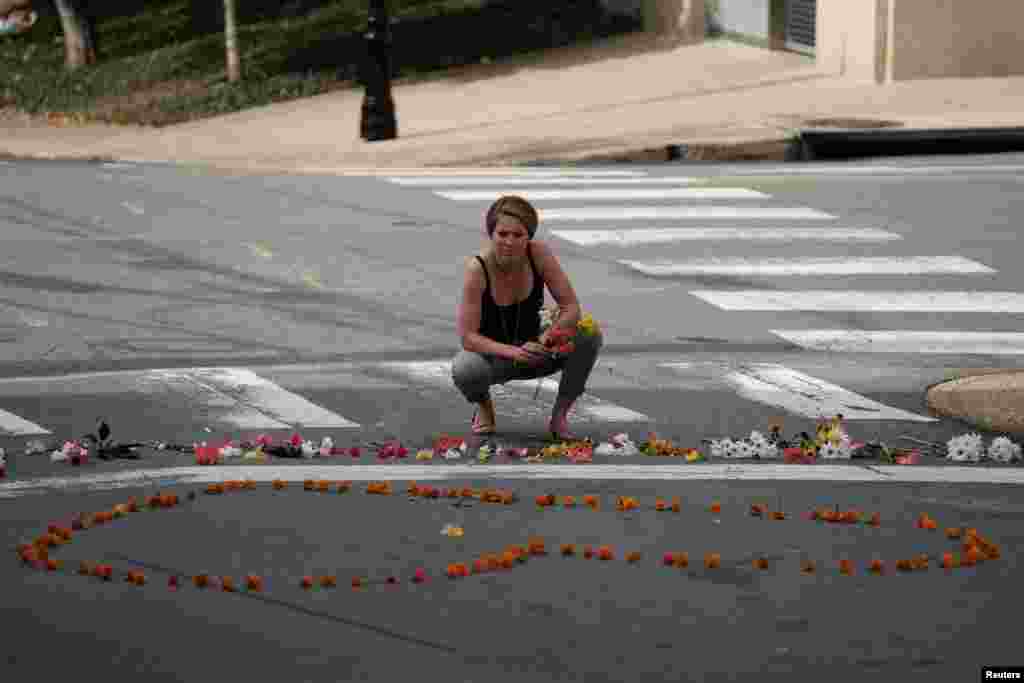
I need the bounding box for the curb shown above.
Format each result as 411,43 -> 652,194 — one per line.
516,138 -> 799,166
797,126 -> 1024,161
517,126 -> 1024,167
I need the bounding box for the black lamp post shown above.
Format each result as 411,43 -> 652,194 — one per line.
359,0 -> 398,141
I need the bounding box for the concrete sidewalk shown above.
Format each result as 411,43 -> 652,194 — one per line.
4,35 -> 1024,171
2,32 -> 1024,435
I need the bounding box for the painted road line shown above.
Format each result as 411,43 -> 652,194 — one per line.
6,464 -> 1024,499
663,362 -> 936,422
139,368 -> 360,429
691,290 -> 1024,312
772,330 -> 1024,355
378,361 -> 650,423
626,255 -> 993,277
540,206 -> 835,222
0,408 -> 51,436
552,227 -> 901,247
387,177 -> 699,186
436,188 -> 769,201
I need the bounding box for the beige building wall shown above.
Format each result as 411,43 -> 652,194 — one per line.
885,0 -> 1024,80
815,0 -> 887,82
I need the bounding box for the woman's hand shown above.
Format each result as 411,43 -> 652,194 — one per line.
510,342 -> 551,366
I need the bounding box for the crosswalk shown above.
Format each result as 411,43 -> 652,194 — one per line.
1,164 -> 1019,439
376,165 -> 1022,423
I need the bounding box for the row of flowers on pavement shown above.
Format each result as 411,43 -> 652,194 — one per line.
3,415 -> 1022,477
16,476 -> 1004,591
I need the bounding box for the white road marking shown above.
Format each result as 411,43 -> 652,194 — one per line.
663,362 -> 936,422
139,368 -> 360,429
380,361 -> 650,423
553,227 -> 901,246
436,188 -> 769,201
540,206 -> 835,221
0,408 -> 51,436
387,177 -> 699,186
691,290 -> 1024,312
626,255 -> 993,277
4,463 -> 1024,499
773,330 -> 1024,355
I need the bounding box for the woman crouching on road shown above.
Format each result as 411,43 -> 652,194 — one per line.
453,195 -> 603,440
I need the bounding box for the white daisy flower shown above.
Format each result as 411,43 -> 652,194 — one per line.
987,436 -> 1022,463
319,436 -> 334,457
300,440 -> 317,458
946,433 -> 984,462
442,448 -> 462,460
757,442 -> 780,459
818,441 -> 852,459
220,444 -> 242,458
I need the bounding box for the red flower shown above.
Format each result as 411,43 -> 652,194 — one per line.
349,447 -> 361,458
290,433 -> 303,447
412,568 -> 427,583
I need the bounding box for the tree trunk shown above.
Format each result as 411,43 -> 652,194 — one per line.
224,0 -> 240,82
53,0 -> 96,70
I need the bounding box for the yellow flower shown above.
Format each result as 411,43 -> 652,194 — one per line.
577,313 -> 599,336
415,449 -> 433,461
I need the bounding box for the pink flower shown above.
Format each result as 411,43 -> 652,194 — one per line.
289,433 -> 303,447
349,447 -> 361,458
255,434 -> 273,447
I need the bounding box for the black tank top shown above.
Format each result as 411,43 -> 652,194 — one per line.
475,243 -> 544,345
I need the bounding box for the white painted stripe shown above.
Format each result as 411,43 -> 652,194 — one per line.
6,463 -> 1024,499
380,361 -> 650,423
139,368 -> 360,429
540,206 -> 835,221
0,408 -> 51,436
436,188 -> 769,201
691,290 -> 1024,312
552,227 -> 901,246
626,255 -> 993,277
773,329 -> 1024,355
663,362 -> 936,422
387,177 -> 699,186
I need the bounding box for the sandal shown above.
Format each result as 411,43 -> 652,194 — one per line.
548,410 -> 579,442
472,404 -> 496,435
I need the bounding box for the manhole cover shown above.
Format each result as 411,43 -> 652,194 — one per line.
803,118 -> 903,129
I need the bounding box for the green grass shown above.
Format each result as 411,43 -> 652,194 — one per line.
0,0 -> 639,126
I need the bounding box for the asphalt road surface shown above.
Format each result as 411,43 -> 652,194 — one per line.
3,153 -> 1024,682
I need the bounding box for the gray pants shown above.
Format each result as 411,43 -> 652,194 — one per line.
451,329 -> 603,404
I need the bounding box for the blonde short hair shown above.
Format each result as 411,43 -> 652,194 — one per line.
485,195 -> 538,239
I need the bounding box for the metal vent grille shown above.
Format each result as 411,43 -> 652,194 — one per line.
785,0 -> 816,53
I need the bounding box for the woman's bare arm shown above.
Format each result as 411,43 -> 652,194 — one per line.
534,242 -> 580,333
